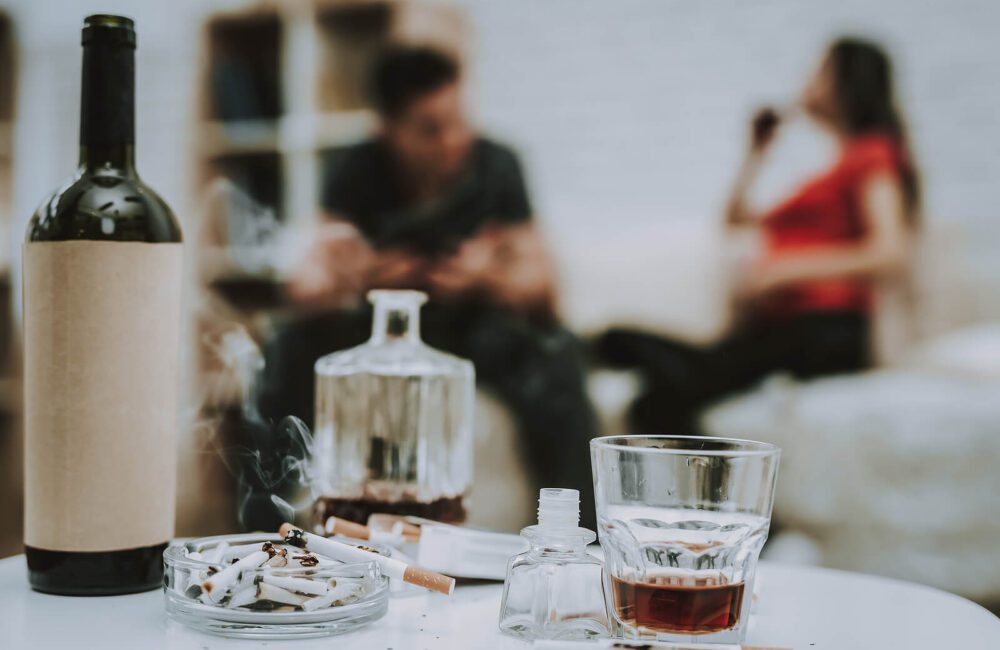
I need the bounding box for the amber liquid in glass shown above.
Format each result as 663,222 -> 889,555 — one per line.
313,494 -> 466,526
611,574 -> 745,634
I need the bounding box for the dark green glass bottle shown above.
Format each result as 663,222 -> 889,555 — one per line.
23,15 -> 183,595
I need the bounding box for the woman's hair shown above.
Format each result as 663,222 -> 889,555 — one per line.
828,37 -> 921,224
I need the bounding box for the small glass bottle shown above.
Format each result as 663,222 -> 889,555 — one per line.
312,290 -> 474,525
499,488 -> 609,641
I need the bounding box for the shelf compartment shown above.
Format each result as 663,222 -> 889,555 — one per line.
208,152 -> 284,222
206,13 -> 284,121
316,2 -> 393,112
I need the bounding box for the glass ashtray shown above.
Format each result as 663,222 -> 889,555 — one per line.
164,532 -> 389,638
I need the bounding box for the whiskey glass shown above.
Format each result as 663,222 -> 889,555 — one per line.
591,435 -> 779,644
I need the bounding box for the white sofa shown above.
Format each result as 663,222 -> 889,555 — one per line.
702,351 -> 1000,602
471,218 -> 1000,606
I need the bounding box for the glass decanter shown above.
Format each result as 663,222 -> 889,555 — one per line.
312,290 -> 474,526
499,488 -> 609,641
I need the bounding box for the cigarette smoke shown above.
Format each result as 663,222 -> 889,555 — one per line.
202,178 -> 308,279
189,181 -> 324,532
200,325 -> 320,532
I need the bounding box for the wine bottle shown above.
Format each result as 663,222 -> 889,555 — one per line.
23,15 -> 183,595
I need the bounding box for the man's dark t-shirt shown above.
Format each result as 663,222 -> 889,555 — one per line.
320,137 -> 532,257
262,137 -> 597,526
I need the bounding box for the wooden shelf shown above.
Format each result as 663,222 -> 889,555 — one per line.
200,110 -> 374,158
200,119 -> 280,157
205,12 -> 283,121
308,110 -> 376,148
192,1 -> 470,387
316,1 -> 393,112
0,14 -> 14,277
0,376 -> 20,413
208,151 -> 284,220
196,0 -> 467,218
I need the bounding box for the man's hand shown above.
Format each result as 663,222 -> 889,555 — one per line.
369,248 -> 429,289
426,232 -> 498,300
287,219 -> 374,308
428,225 -> 556,318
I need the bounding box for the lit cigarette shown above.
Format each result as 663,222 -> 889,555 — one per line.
324,516 -> 420,544
280,523 -> 455,595
202,550 -> 269,602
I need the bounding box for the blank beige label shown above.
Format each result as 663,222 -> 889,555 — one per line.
24,241 -> 182,552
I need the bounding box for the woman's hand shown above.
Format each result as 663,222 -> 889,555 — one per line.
735,260 -> 788,304
726,107 -> 782,228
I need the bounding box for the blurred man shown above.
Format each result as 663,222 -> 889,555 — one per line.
260,45 -> 598,526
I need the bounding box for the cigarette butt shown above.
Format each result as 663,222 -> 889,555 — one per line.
265,553 -> 288,568
227,585 -> 257,609
327,515 -> 420,546
257,581 -> 308,607
403,565 -> 456,595
203,541 -> 230,565
325,516 -> 372,540
301,579 -> 365,611
280,522 -> 455,596
261,574 -> 330,597
279,522 -> 298,540
202,550 -> 269,602
223,542 -> 270,563
368,513 -> 422,539
533,642 -> 792,649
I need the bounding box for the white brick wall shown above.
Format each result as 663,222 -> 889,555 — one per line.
7,0 -> 1000,336
456,0 -> 1000,333
462,0 -> 1000,226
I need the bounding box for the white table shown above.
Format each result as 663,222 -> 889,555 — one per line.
1,555 -> 997,649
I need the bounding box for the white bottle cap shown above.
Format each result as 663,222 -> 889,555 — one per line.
536,488 -> 580,529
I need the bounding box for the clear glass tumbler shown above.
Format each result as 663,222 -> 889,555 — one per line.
590,435 -> 780,644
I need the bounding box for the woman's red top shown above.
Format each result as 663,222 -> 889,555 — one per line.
760,133 -> 906,317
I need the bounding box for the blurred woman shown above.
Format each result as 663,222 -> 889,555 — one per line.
601,37 -> 920,433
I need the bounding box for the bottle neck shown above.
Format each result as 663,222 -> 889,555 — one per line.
522,526 -> 594,558
370,302 -> 421,344
78,145 -> 136,174
79,33 -> 135,174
